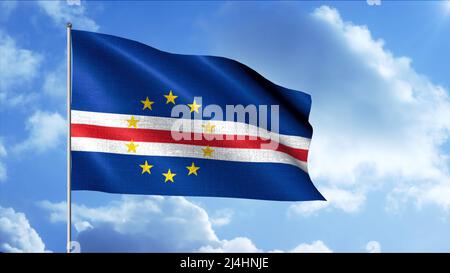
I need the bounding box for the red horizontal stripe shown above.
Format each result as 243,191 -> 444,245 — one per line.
71,124 -> 308,162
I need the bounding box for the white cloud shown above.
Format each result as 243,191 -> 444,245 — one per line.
14,111 -> 66,154
388,183 -> 450,212
0,139 -> 6,182
290,240 -> 333,253
309,5 -> 450,192
199,237 -> 260,253
210,208 -> 233,227
367,0 -> 381,6
37,0 -> 99,31
66,0 -> 81,6
0,31 -> 41,88
366,241 -> 381,253
203,4 -> 450,212
270,240 -> 333,253
0,31 -> 42,106
74,221 -> 93,232
310,6 -> 450,212
289,187 -> 366,216
2,93 -> 40,108
41,196 -> 330,252
40,196 -> 221,252
0,206 -> 47,252
446,1 -> 450,13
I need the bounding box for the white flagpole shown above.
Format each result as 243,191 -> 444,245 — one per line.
66,22 -> 72,254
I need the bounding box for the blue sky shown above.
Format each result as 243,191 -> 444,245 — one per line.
1,0 -> 450,252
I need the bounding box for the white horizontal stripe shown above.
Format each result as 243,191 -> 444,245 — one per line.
71,137 -> 308,173
71,110 -> 311,150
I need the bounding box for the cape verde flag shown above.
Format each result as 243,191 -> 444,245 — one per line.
70,30 -> 324,201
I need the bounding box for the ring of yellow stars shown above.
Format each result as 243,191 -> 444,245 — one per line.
141,97 -> 155,110
127,116 -> 139,128
186,162 -> 200,176
126,140 -> 139,153
188,99 -> 201,113
164,90 -> 178,104
202,146 -> 214,157
162,169 -> 176,183
139,160 -> 153,174
202,121 -> 216,134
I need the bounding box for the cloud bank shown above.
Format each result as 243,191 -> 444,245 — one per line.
40,196 -> 331,252
202,3 -> 450,213
0,31 -> 42,107
37,0 -> 99,31
14,111 -> 66,154
0,206 -> 47,252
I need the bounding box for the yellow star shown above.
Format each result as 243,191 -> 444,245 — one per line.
162,169 -> 176,183
141,97 -> 155,110
139,161 -> 153,174
186,162 -> 200,176
188,99 -> 201,113
202,121 -> 216,134
126,140 -> 139,153
164,90 -> 178,104
202,146 -> 214,157
127,116 -> 139,128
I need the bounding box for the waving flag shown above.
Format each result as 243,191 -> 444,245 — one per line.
70,30 -> 324,201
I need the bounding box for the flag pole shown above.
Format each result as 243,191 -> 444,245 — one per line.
66,22 -> 72,254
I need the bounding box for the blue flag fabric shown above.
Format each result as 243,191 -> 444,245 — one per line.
70,29 -> 324,201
